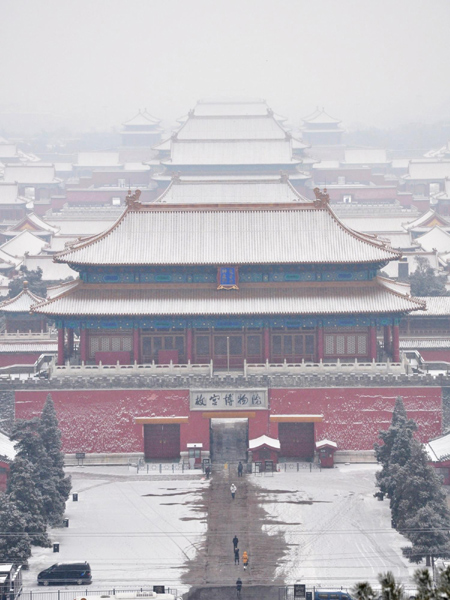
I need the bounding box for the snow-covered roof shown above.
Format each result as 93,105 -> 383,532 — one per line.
0,143 -> 18,158
425,433 -> 450,462
21,254 -> 74,281
0,183 -> 25,205
165,140 -> 298,166
122,110 -> 161,127
193,99 -> 270,117
0,431 -> 16,462
415,226 -> 450,254
45,219 -> 118,237
155,178 -> 309,204
316,439 -> 338,449
340,216 -> 411,233
344,148 -> 388,165
76,152 -> 121,168
248,435 -> 280,450
0,284 -> 43,313
3,164 -> 59,184
409,296 -> 450,317
302,109 -> 341,125
32,278 -> 424,317
403,209 -> 450,231
176,115 -> 287,140
52,202 -> 401,267
0,341 -> 57,353
400,339 -> 450,349
4,213 -> 60,236
0,231 -> 48,258
406,160 -> 450,181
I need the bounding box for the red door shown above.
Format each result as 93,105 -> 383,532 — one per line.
144,424 -> 180,459
279,423 -> 314,459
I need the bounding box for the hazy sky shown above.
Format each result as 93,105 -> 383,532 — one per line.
1,0 -> 449,132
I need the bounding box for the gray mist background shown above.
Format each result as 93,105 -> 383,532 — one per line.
0,0 -> 449,132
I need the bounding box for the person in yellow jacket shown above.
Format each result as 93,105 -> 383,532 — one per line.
242,550 -> 249,570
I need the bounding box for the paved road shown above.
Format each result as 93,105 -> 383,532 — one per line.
183,420 -> 287,598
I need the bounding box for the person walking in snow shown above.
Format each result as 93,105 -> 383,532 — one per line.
236,578 -> 242,598
230,483 -> 237,499
233,535 -> 239,550
242,550 -> 249,570
234,547 -> 240,565
238,461 -> 243,477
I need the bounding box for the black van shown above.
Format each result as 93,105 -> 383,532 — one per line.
37,562 -> 92,586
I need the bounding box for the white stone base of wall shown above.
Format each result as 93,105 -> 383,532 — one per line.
334,450 -> 377,463
64,452 -> 144,466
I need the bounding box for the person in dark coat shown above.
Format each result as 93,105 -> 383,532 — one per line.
236,578 -> 242,597
233,535 -> 239,550
234,547 -> 240,565
238,461 -> 243,477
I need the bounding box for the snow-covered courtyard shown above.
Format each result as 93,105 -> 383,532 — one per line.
22,463 -> 418,594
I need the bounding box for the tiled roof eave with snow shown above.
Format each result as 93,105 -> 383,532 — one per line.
53,202 -> 402,267
31,280 -> 424,317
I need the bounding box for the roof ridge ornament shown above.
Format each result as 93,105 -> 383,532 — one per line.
313,187 -> 330,207
126,189 -> 142,209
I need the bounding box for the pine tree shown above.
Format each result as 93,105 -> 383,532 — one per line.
351,582 -> 376,600
409,257 -> 448,297
7,456 -> 51,548
374,396 -> 417,501
378,571 -> 405,600
0,494 -> 31,565
436,565 -> 450,598
39,394 -> 71,505
413,568 -> 436,600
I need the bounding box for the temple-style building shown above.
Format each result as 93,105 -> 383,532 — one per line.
25,183 -> 433,462
152,98 -> 310,194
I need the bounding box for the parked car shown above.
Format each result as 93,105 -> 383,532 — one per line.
315,591 -> 352,600
37,562 -> 92,586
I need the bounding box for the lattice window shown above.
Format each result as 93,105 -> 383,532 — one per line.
357,335 -> 367,355
123,337 -> 132,352
90,337 -> 100,353
325,335 -> 334,355
336,335 -> 345,354
347,335 -> 356,354
101,337 -> 110,351
111,337 -> 121,351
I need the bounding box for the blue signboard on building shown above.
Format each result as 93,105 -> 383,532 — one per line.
217,267 -> 239,289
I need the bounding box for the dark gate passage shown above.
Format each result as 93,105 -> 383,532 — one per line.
210,418 -> 248,464
278,422 -> 315,459
144,423 -> 180,459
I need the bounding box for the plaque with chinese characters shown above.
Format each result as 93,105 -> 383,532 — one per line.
217,267 -> 239,290
190,389 -> 268,410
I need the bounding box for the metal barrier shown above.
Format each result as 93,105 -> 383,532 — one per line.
19,587 -> 178,600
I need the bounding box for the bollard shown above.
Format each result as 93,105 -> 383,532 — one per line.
63,518 -> 69,528
72,493 -> 78,502
147,464 -> 149,473
53,542 -> 59,552
159,463 -> 162,473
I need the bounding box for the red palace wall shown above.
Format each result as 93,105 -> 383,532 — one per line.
0,353 -> 41,367
418,349 -> 450,362
15,386 -> 442,455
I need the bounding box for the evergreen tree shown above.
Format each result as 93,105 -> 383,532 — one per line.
39,394 -> 71,504
351,582 -> 376,600
409,257 -> 448,297
402,505 -> 450,563
8,267 -> 47,299
374,396 -> 417,501
11,416 -> 67,526
413,568 -> 436,600
394,440 -> 450,532
436,565 -> 450,598
7,456 -> 51,548
378,571 -> 405,600
0,494 -> 31,565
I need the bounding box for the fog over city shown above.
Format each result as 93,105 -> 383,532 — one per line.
1,0 -> 450,133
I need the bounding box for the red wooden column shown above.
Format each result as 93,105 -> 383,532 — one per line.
383,325 -> 391,354
263,325 -> 270,362
186,326 -> 193,362
80,328 -> 87,363
57,327 -> 64,366
392,323 -> 400,362
369,324 -> 377,361
133,328 -> 140,363
317,323 -> 324,361
67,329 -> 74,357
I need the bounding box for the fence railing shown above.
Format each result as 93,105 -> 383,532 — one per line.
18,587 -> 179,600
49,357 -> 407,380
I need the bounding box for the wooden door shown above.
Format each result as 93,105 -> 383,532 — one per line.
144,424 -> 180,459
278,422 -> 314,459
